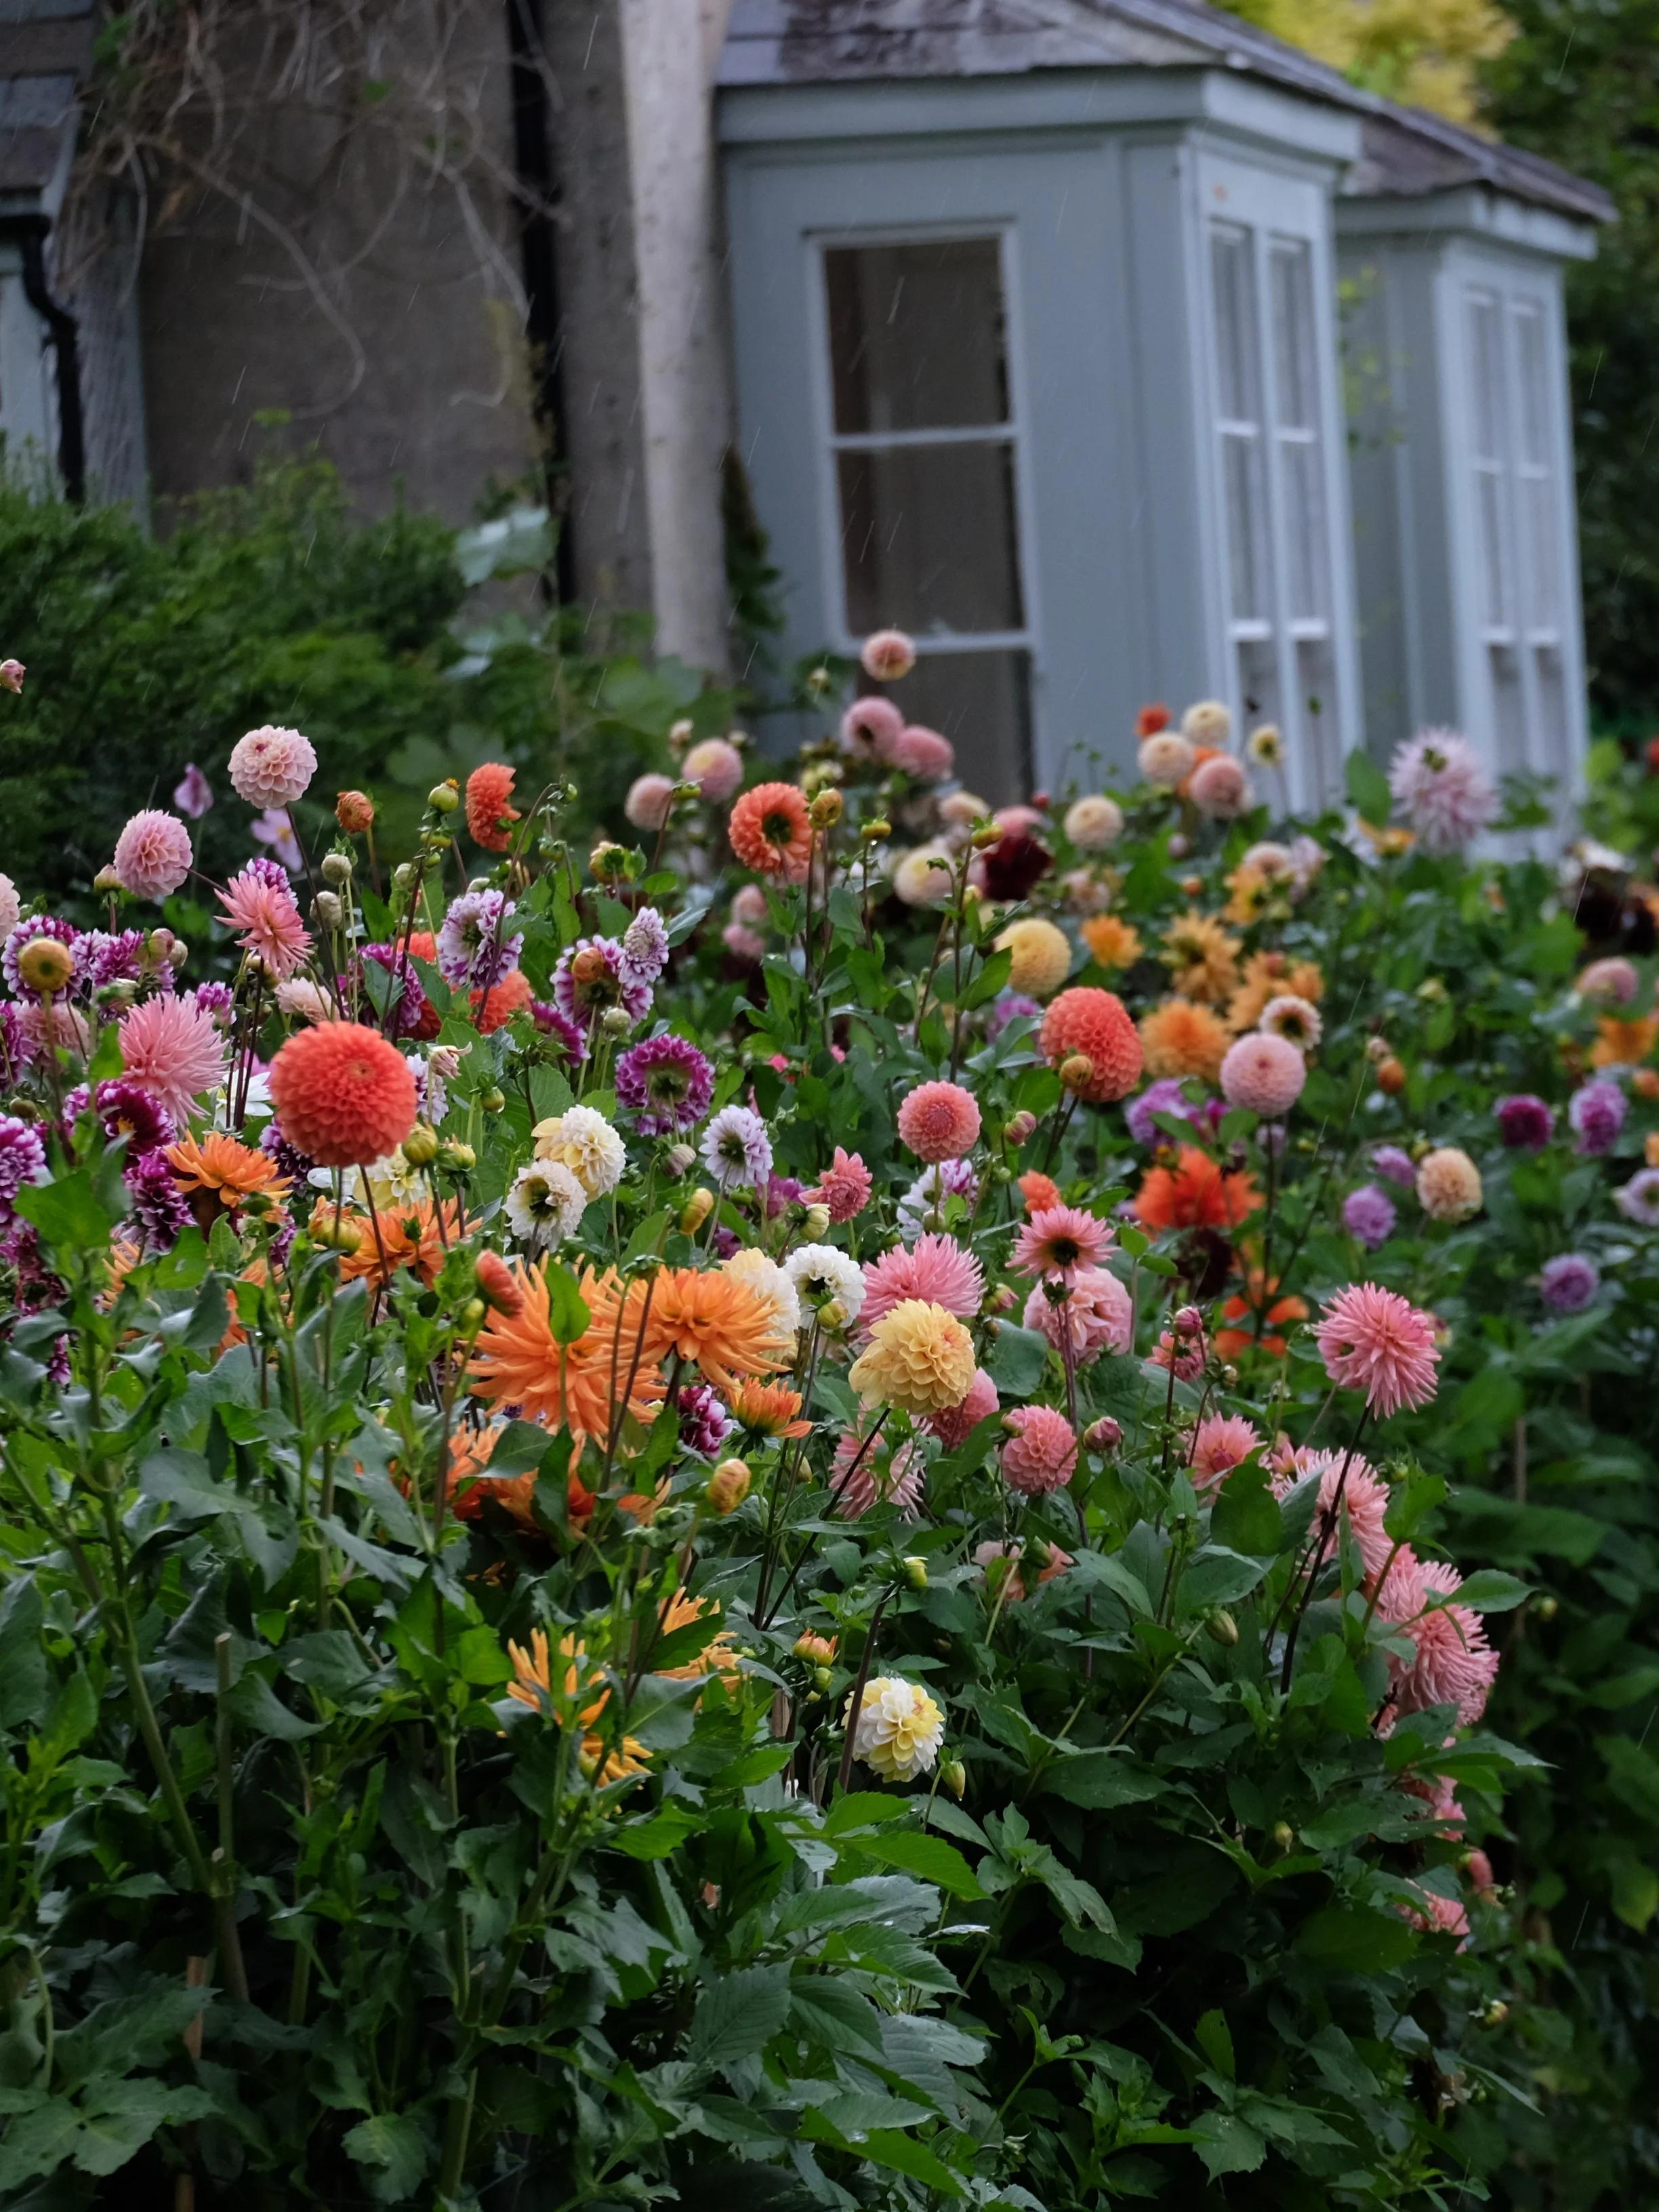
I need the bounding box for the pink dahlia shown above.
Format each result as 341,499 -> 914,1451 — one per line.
1273,1446 -> 1392,1580
893,724 -> 955,780
862,1232 -> 984,1330
928,1366 -> 999,1448
830,1429 -> 924,1518
1315,1282 -> 1439,1418
1387,729 -> 1496,855
682,737 -> 744,804
1189,753 -> 1251,820
972,1538 -> 1073,1601
112,810 -> 194,901
897,1080 -> 982,1164
1187,1413 -> 1261,1495
218,862 -> 313,980
810,1146 -> 873,1223
1151,1306 -> 1208,1382
860,628 -> 916,682
1012,1203 -> 1114,1283
624,773 -> 676,832
1376,1551 -> 1498,1727
840,696 -> 905,762
1220,1031 -> 1306,1116
1023,1265 -> 1132,1366
228,724 -> 317,808
119,994 -> 228,1122
1001,1405 -> 1078,1496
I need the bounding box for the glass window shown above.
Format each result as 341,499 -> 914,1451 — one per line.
822,235 -> 1033,800
1208,216 -> 1338,802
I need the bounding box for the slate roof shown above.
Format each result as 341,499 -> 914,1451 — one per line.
720,0 -> 1614,228
0,0 -> 91,209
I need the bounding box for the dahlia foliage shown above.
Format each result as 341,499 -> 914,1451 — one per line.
0,647 -> 1643,2209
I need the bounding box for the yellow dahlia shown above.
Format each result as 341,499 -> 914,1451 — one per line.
1080,912 -> 1143,972
1160,912 -> 1240,1004
847,1299 -> 977,1414
995,916 -> 1073,1000
1139,998 -> 1231,1084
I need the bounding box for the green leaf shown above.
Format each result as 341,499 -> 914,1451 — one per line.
227,1671 -> 321,1741
541,1264 -> 591,1345
1191,2110 -> 1267,2178
1042,1753 -> 1164,1810
1345,746 -> 1393,823
1611,1860 -> 1659,1933
1208,1462 -> 1282,1555
1437,1568 -> 1530,1612
1195,2009 -> 1235,2081
841,1829 -> 985,1899
0,1576 -> 47,1732
1296,1905 -> 1417,1973
688,1965 -> 792,2072
987,1323 -> 1050,1397
17,1168 -> 123,1256
342,2112 -> 430,2202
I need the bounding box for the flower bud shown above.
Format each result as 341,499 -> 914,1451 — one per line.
1271,1820 -> 1295,1852
1481,2000 -> 1509,2027
808,789 -> 843,830
600,1006 -> 633,1037
428,780 -> 460,813
403,1123 -> 439,1168
459,1296 -> 487,1330
168,939 -> 189,969
1168,832 -> 1190,859
312,1214 -> 364,1255
806,663 -> 832,697
970,822 -> 1003,850
863,819 -> 891,842
1206,1608 -> 1239,1646
590,841 -> 629,881
668,716 -> 694,750
813,1664 -> 834,1692
941,1758 -> 967,1801
665,1141 -> 697,1176
1004,1109 -> 1038,1147
337,790 -> 375,832
313,890 -> 343,929
1533,1593 -> 1559,1622
1376,1057 -> 1408,1094
16,937 -> 75,994
801,1202 -> 831,1240
1059,1052 -> 1095,1093
708,1458 -> 752,1515
438,1140 -> 476,1173
321,851 -> 353,887
985,1284 -> 1017,1315
480,1086 -> 506,1113
392,862 -> 416,895
901,1555 -> 928,1591
793,1631 -> 836,1666
94,865 -> 123,895
1082,1416 -> 1122,1454
1180,874 -> 1204,898
1174,1305 -> 1204,1337
681,1187 -> 715,1235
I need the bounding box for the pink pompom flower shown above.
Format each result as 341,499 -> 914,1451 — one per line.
682,737 -> 744,804
1190,754 -> 1251,819
897,1080 -> 982,1164
1314,1282 -> 1439,1418
1273,1446 -> 1393,1580
228,724 -> 317,808
624,773 -> 676,832
1221,1030 -> 1307,1116
928,1366 -> 999,1448
112,810 -> 194,901
861,629 -> 917,682
1023,1265 -> 1132,1366
1001,1405 -> 1078,1496
893,724 -> 956,780
841,697 -> 905,762
810,1146 -> 873,1223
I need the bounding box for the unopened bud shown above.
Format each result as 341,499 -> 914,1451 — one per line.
1206,1608 -> 1239,1646
15,937 -> 75,994
801,1202 -> 830,1240
708,1458 -> 752,1515
1532,1593 -> 1559,1622
901,1555 -> 928,1591
808,790 -> 843,830
986,1284 -> 1017,1315
479,1086 -> 506,1113
1271,1821 -> 1295,1852
863,819 -> 892,842
668,717 -> 694,752
321,851 -> 353,887
1004,1110 -> 1038,1147
428,780 -> 460,813
818,1298 -> 847,1332
1181,875 -> 1204,898
1168,832 -> 1191,859
459,1297 -> 487,1330
665,1142 -> 697,1176
1481,1999 -> 1509,2027
313,890 -> 343,929
93,865 -> 123,895
1365,1035 -> 1391,1063
793,1631 -> 836,1666
1059,1053 -> 1094,1093
590,841 -> 628,880
970,823 -> 1003,850
1376,1057 -> 1408,1094
1174,1305 -> 1204,1337
682,1187 -> 715,1235
941,1758 -> 967,1801
806,663 -> 832,697
168,939 -> 189,970
392,863 -> 417,895
600,1006 -> 633,1037
1082,1416 -> 1122,1454
337,790 -> 375,832
438,1140 -> 476,1173
312,1214 -> 364,1255
403,1124 -> 439,1168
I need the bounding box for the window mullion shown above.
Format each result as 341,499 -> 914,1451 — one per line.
1254,226 -> 1301,805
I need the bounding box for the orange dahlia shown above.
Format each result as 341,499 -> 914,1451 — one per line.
466,762 -> 521,852
268,1021 -> 418,1168
1160,912 -> 1240,1005
654,1589 -> 742,1685
167,1132 -> 289,1207
727,1377 -> 811,1438
644,1267 -> 792,1397
1018,1169 -> 1063,1214
1593,1015 -> 1659,1069
506,1629 -> 649,1783
468,1261 -> 663,1440
1038,987 -> 1143,1103
330,1198 -> 464,1290
1225,953 -> 1323,1034
1134,1144 -> 1260,1231
1080,914 -> 1143,972
728,781 -> 813,880
1214,1275 -> 1307,1357
472,968 -> 534,1034
1139,998 -> 1231,1084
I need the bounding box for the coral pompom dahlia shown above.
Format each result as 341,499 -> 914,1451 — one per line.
268,1021 -> 418,1168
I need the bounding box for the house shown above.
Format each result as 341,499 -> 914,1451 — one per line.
0,0 -> 1611,808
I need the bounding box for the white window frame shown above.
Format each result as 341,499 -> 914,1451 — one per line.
1197,155 -> 1353,811
804,222 -> 1043,752
1456,269 -> 1570,784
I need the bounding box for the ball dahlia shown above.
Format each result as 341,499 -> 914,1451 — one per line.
847,1299 -> 977,1414
268,1021 -> 419,1168
1040,987 -> 1143,1103
112,810 -> 193,901
996,916 -> 1073,1000
228,724 -> 316,808
896,1079 -> 982,1164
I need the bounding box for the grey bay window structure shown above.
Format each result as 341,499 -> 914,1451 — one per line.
720,0 -> 1610,806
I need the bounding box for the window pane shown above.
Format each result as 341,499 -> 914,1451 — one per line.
1476,470 -> 1509,629
1222,433 -> 1265,621
1295,638 -> 1334,807
1235,635 -> 1279,735
1270,240 -> 1316,430
1521,475 -> 1557,630
825,239 -> 1010,435
888,651 -> 1033,805
1513,305 -> 1550,468
1282,438 -> 1326,623
1466,294 -> 1505,464
1210,226 -> 1258,425
838,441 -> 1025,636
